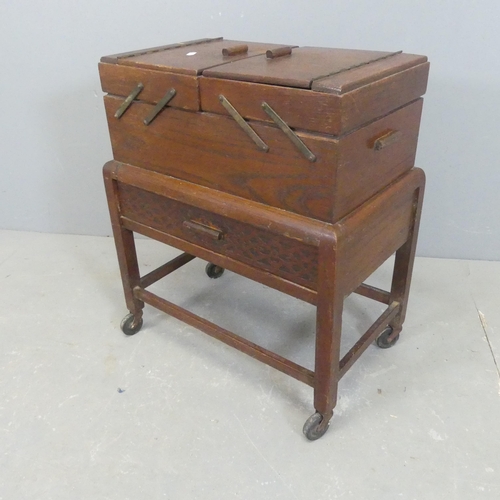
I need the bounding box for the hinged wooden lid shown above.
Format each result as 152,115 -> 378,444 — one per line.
101,37 -> 290,76
202,46 -> 427,93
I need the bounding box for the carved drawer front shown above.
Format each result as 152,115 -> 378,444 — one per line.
118,183 -> 319,288
105,96 -> 422,223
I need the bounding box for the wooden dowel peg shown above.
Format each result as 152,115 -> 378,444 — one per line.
222,44 -> 249,56
266,46 -> 293,59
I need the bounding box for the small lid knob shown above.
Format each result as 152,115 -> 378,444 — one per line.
222,44 -> 249,57
266,46 -> 293,59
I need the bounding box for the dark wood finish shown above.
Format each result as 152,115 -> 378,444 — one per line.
266,46 -> 294,59
337,168 -> 425,297
202,47 -> 394,88
140,252 -> 195,289
388,172 -> 426,335
122,216 -> 319,306
334,99 -> 423,220
339,302 -> 400,378
117,39 -> 289,75
100,37 -> 222,64
109,161 -> 424,301
373,130 -> 403,151
104,96 -> 422,222
311,52 -> 427,94
222,44 -> 248,57
117,183 -> 319,288
201,61 -> 428,136
104,96 -> 335,220
353,283 -> 391,304
200,77 -> 342,135
103,160 -> 425,437
108,161 -> 330,245
99,62 -> 200,111
335,62 -> 430,135
313,232 -> 341,423
103,163 -> 144,318
100,38 -> 429,439
182,220 -> 224,240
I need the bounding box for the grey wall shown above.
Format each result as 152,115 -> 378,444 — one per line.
1,1 -> 499,260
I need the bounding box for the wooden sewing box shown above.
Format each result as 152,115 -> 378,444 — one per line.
99,37 -> 429,440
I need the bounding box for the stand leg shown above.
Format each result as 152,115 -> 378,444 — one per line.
113,225 -> 144,318
103,165 -> 144,332
304,235 -> 342,440
388,182 -> 425,339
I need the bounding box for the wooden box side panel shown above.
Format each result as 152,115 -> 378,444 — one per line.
99,62 -> 200,111
117,183 -> 319,288
200,61 -> 429,136
200,77 -> 343,135
311,53 -> 427,94
334,99 -> 424,219
104,96 -> 336,221
339,62 -> 430,134
336,169 -> 424,296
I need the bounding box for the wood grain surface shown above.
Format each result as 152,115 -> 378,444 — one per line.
104,96 -> 421,222
117,39 -> 289,75
200,62 -> 428,135
202,47 -> 394,88
118,183 -> 319,288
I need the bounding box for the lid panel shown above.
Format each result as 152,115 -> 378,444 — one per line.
312,53 -> 428,94
202,47 -> 395,88
100,37 -> 221,64
115,39 -> 289,75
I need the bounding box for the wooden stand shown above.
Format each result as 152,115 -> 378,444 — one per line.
104,160 -> 425,440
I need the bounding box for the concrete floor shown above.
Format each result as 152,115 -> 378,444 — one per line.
0,229 -> 499,499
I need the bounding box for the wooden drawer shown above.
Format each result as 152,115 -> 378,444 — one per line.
105,96 -> 422,222
117,183 -> 319,288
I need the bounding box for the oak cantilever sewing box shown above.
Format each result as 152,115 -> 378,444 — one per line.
99,37 -> 429,440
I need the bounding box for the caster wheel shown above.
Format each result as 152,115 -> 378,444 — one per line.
205,263 -> 225,279
376,326 -> 400,349
120,313 -> 143,336
303,412 -> 330,441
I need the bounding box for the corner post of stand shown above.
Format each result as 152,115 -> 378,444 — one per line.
103,161 -> 144,322
388,169 -> 426,335
309,228 -> 343,437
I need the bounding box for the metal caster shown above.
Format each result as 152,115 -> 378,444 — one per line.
303,412 -> 330,441
120,313 -> 143,336
205,263 -> 225,279
376,326 -> 400,349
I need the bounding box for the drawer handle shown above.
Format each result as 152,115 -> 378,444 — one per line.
219,95 -> 269,152
266,46 -> 293,59
183,220 -> 224,240
261,102 -> 316,162
373,130 -> 402,151
222,44 -> 248,57
114,83 -> 144,119
143,88 -> 176,125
